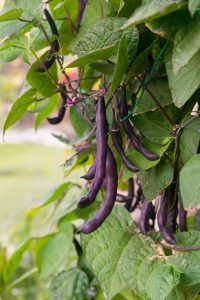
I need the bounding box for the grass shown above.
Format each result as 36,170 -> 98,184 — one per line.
0,143 -> 67,235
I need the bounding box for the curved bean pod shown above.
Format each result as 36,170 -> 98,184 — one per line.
111,109 -> 139,172
157,189 -> 176,245
139,200 -> 153,234
77,0 -> 87,31
37,9 -> 59,73
120,85 -> 158,161
81,161 -> 96,181
79,146 -> 118,234
78,96 -> 108,208
47,88 -> 67,124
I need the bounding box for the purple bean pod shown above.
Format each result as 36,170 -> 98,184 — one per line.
81,161 -> 96,181
78,96 -> 108,208
120,85 -> 158,161
78,146 -> 118,234
139,200 -> 154,234
37,9 -> 59,73
77,0 -> 87,31
111,109 -> 139,172
47,88 -> 66,124
157,189 -> 176,245
178,207 -> 187,232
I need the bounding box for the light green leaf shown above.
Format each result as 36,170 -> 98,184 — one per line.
180,117 -> 200,167
3,239 -> 33,283
49,269 -> 89,300
123,139 -> 172,180
167,232 -> 200,286
139,161 -> 173,201
172,16 -> 200,73
166,49 -> 200,108
26,52 -> 58,97
107,34 -> 129,98
81,207 -> 157,299
0,34 -> 29,63
3,89 -> 36,135
28,182 -> 78,216
133,108 -> 175,145
35,94 -> 59,130
37,222 -> 76,279
188,0 -> 200,17
180,154 -> 200,209
134,78 -> 173,115
120,0 -> 186,29
145,265 -> 180,300
0,8 -> 23,21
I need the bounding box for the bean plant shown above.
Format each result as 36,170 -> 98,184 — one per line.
1,0 -> 200,299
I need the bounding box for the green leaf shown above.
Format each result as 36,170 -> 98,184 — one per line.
123,139 -> 172,180
35,94 -> 59,130
3,239 -> 33,283
166,49 -> 200,108
180,154 -> 200,209
3,89 -> 36,135
179,117 -> 200,167
26,52 -> 58,97
145,265 -> 180,300
0,34 -> 29,63
167,232 -> 200,286
67,46 -> 116,68
172,16 -> 200,73
107,34 -> 129,98
71,17 -> 138,66
49,269 -> 89,300
81,207 -> 157,299
120,0 -> 187,29
134,78 -> 173,115
28,182 -> 78,216
133,108 -> 174,145
188,0 -> 200,16
139,161 -> 173,201
36,223 -> 76,279
70,106 -> 90,137
0,8 -> 23,21
81,206 -> 181,299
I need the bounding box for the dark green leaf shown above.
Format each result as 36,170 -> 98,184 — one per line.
0,8 -> 23,21
70,106 -> 90,137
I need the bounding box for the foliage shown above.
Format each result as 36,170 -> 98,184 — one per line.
1,0 -> 200,299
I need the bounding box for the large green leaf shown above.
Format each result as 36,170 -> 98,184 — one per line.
167,232 -> 200,286
139,161 -> 173,201
166,49 -> 200,108
179,117 -> 200,167
107,34 -> 129,98
134,78 -> 173,115
36,222 -> 76,279
188,0 -> 200,16
0,8 -> 23,21
180,154 -> 200,209
3,89 -> 36,135
120,0 -> 187,29
81,207 -> 180,299
49,269 -> 89,300
172,16 -> 200,73
71,17 -> 138,66
0,34 -> 29,63
26,52 -> 58,97
70,106 -> 90,137
133,107 -> 175,145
